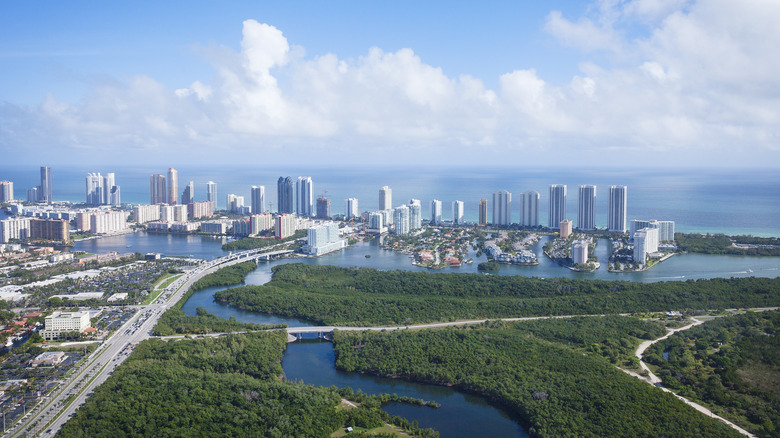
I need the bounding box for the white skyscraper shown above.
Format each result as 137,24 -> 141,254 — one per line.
167,168 -> 178,205
85,173 -> 103,205
393,205 -> 410,235
577,185 -> 597,230
150,174 -> 166,205
379,186 -> 392,211
345,198 -> 359,219
251,186 -> 265,214
206,181 -> 217,206
452,200 -> 464,225
296,177 -> 314,217
430,199 -> 442,225
492,190 -> 512,225
0,181 -> 14,202
519,190 -> 540,227
102,173 -> 115,205
572,240 -> 589,265
633,227 -> 659,264
549,185 -> 567,229
408,199 -> 422,229
608,185 -> 628,233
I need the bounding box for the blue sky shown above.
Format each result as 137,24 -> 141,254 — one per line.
1,0 -> 778,167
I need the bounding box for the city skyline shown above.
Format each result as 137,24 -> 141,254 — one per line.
2,2 -> 778,168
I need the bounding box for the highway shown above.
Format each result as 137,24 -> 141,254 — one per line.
4,247 -> 272,438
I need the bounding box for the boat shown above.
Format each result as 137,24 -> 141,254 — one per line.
747,269 -> 753,273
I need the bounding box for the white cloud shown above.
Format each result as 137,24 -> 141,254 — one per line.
1,1 -> 779,167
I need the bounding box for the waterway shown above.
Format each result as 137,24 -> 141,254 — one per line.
74,232 -> 780,283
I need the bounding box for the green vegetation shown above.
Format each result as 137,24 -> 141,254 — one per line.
59,332 -> 436,438
214,264 -> 780,326
221,229 -> 306,251
153,261 -> 278,336
477,262 -> 499,272
333,320 -> 741,438
645,311 -> 779,437
676,233 -> 780,256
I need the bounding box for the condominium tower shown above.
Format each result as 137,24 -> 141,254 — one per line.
167,168 -> 178,205
577,185 -> 597,230
519,190 -> 540,227
379,186 -> 392,211
150,174 -> 166,205
452,201 -> 464,225
608,185 -> 628,233
40,166 -> 52,204
0,181 -> 13,202
296,177 -> 314,217
430,199 -> 442,225
345,198 -> 359,219
548,185 -> 567,229
182,181 -> 194,205
277,177 -> 294,214
478,198 -> 488,226
251,185 -> 265,214
206,181 -> 217,206
492,190 -> 511,226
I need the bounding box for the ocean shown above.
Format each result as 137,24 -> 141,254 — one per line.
2,166 -> 779,236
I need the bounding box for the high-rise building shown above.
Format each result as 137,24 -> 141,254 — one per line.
188,201 -> 214,220
379,186 -> 392,211
408,199 -> 422,230
316,197 -> 331,219
27,187 -> 39,203
630,219 -> 675,242
492,190 -> 511,226
478,198 -> 488,226
0,181 -> 13,202
250,213 -> 274,234
167,168 -> 178,205
345,198 -> 359,219
226,194 -> 244,213
206,181 -> 217,206
548,185 -> 567,229
560,219 -> 573,239
40,166 -> 52,204
133,205 -> 161,224
85,173 -> 104,205
0,218 -> 31,243
633,227 -> 659,264
608,185 -> 628,233
368,212 -> 384,231
296,177 -> 314,217
277,177 -> 294,214
182,181 -> 194,205
393,205 -> 410,235
452,201 -> 464,225
275,214 -> 296,239
572,240 -> 589,265
430,199 -> 442,225
102,173 -> 115,205
110,185 -> 121,206
251,185 -> 265,214
150,174 -> 166,205
577,185 -> 597,231
306,223 -> 345,256
519,190 -> 540,227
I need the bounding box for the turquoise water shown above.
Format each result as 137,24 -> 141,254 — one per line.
4,166 -> 779,236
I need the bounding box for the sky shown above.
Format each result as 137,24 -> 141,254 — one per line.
1,0 -> 778,168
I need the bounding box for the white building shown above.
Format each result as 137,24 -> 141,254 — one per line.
275,214 -> 296,239
251,185 -> 265,214
90,211 -> 128,234
0,181 -> 13,202
379,186 -> 392,211
608,185 -> 628,233
0,218 -> 31,243
201,221 -> 228,235
226,194 -> 245,214
368,212 -> 385,233
519,190 -> 540,227
170,222 -> 198,233
430,200 -> 442,225
408,199 -> 422,230
492,190 -> 512,225
577,185 -> 597,230
306,223 -> 345,256
345,198 -> 360,219
572,240 -> 589,265
296,177 -> 314,217
41,311 -> 90,340
393,205 -> 410,235
250,213 -> 274,234
134,204 -> 161,224
633,227 -> 659,265
85,173 -> 104,205
206,181 -> 217,207
549,185 -> 567,229
452,200 -> 464,225
631,219 -> 675,242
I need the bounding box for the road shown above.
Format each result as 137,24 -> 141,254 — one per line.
4,247 -> 274,438
622,316 -> 757,437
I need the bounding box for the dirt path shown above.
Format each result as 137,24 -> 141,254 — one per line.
625,318 -> 756,437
